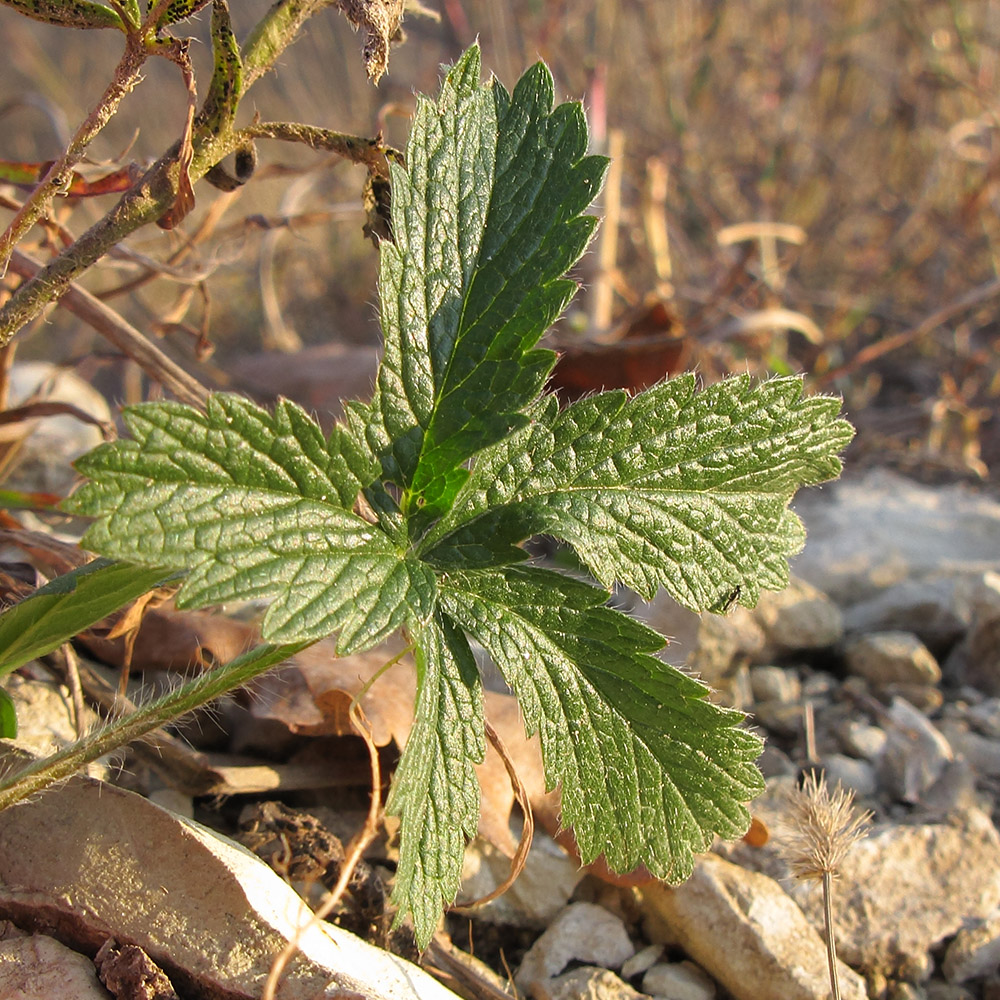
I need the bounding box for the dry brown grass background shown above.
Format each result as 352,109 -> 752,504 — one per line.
0,0 -> 997,477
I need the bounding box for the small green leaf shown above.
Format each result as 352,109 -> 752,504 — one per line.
423,375 -> 854,610
0,559 -> 174,679
442,565 -> 764,879
364,43 -> 607,524
0,687 -> 18,738
65,394 -> 434,653
387,612 -> 484,947
0,0 -> 123,29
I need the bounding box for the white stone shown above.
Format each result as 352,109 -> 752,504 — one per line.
943,908 -> 1000,982
0,758 -> 459,1000
791,807 -> 1000,980
621,944 -> 664,980
879,697 -> 954,803
642,960 -> 716,1000
640,854 -> 866,1000
0,936 -> 111,1000
749,665 -> 801,704
546,966 -> 649,1000
753,577 -> 844,653
515,903 -> 635,993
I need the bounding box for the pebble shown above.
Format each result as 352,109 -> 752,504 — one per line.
943,908 -> 1000,983
642,960 -> 716,1000
753,576 -> 844,654
790,807 -> 1000,981
749,665 -> 801,704
842,577 -> 969,653
967,698 -> 1000,738
621,944 -> 664,980
879,698 -> 954,804
818,753 -> 878,797
843,630 -> 942,687
837,719 -> 888,761
515,903 -> 635,993
546,967 -> 648,1000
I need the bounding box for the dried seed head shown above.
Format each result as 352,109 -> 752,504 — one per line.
778,770 -> 872,881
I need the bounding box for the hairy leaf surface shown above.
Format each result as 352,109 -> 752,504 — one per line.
387,612 -> 484,945
441,566 -> 764,879
364,45 -> 607,523
66,394 -> 432,653
423,375 -> 853,609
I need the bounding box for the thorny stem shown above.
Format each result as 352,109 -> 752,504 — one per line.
0,31 -> 148,278
823,870 -> 841,1000
0,640 -> 311,810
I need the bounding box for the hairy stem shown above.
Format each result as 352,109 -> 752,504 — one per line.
0,32 -> 148,277
822,870 -> 841,1000
0,640 -> 310,810
0,1 -> 351,348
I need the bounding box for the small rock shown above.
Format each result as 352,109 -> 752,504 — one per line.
939,723 -> 1000,779
546,967 -> 648,1000
458,830 -> 582,927
642,960 -> 716,1000
818,753 -> 878,797
515,903 -> 635,993
749,665 -> 801,704
887,983 -> 925,1000
925,984 -> 976,1000
844,631 -> 941,687
837,720 -> 888,762
878,698 -> 954,804
752,700 -> 805,739
879,682 -> 944,713
967,699 -> 1000,739
754,577 -> 844,654
843,578 -> 970,654
640,854 -> 866,1000
758,744 -> 797,778
0,936 -> 111,1000
951,610 -> 1000,695
943,908 -> 1000,982
621,944 -> 664,980
790,807 -> 1000,980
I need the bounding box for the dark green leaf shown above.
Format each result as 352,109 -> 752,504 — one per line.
441,565 -> 764,879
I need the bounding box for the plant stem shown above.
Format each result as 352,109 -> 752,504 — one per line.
0,640 -> 311,810
822,870 -> 841,1000
0,32 -> 148,278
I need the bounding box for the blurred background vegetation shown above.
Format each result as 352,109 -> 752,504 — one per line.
0,0 -> 997,480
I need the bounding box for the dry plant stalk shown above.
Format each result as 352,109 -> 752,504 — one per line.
778,770 -> 871,1000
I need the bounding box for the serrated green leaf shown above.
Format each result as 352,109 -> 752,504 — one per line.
65,394 -> 433,653
422,375 -> 854,609
387,612 -> 484,948
364,43 -> 607,524
0,559 -> 174,679
0,687 -> 16,738
441,565 -> 764,880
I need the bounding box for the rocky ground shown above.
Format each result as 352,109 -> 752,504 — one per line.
1,365 -> 1000,1000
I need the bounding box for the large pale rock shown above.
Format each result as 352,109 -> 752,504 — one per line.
790,470 -> 1000,605
0,763 -> 458,1000
791,808 -> 1000,980
639,854 -> 866,1000
0,934 -> 111,1000
515,903 -> 635,995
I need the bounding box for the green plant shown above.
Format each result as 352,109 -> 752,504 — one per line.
0,44 -> 853,946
